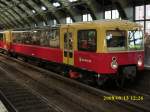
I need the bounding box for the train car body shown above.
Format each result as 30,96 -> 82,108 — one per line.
0,20 -> 144,86
0,31 -> 11,51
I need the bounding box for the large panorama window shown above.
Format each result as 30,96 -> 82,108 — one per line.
78,30 -> 97,52
128,30 -> 143,50
106,30 -> 126,51
12,29 -> 60,48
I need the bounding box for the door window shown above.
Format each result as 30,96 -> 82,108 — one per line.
64,32 -> 73,50
64,32 -> 73,58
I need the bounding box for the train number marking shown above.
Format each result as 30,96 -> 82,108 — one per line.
79,57 -> 92,63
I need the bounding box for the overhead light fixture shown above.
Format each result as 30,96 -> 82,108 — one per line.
41,6 -> 46,11
34,24 -> 37,27
53,19 -> 57,25
32,10 -> 36,13
43,21 -> 46,26
69,0 -> 77,2
53,2 -> 61,7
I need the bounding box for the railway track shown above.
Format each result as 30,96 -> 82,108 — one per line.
0,67 -> 59,112
0,53 -> 150,112
0,55 -> 99,112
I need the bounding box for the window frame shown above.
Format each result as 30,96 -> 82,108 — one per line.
134,4 -> 150,35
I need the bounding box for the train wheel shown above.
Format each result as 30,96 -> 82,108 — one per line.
96,74 -> 108,87
12,53 -> 18,58
0,50 -> 4,54
23,57 -> 28,62
115,66 -> 136,88
97,80 -> 106,87
115,75 -> 126,88
62,67 -> 70,77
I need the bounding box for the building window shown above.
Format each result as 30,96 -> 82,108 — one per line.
135,4 -> 150,35
112,10 -> 119,19
66,17 -> 73,24
146,21 -> 150,34
105,11 -> 111,19
78,29 -> 97,52
105,10 -> 119,19
69,0 -> 78,2
83,14 -> 93,22
146,4 -> 150,19
136,21 -> 144,30
53,2 -> 61,7
135,6 -> 144,20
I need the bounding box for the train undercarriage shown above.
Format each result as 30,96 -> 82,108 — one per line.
0,50 -> 138,88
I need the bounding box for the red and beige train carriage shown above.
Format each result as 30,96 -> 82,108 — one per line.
0,20 -> 144,86
0,31 -> 11,52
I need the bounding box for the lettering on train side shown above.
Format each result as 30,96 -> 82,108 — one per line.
79,57 -> 92,63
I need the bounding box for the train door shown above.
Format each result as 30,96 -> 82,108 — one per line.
63,27 -> 74,65
4,31 -> 11,50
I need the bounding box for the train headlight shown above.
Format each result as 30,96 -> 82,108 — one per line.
137,56 -> 142,67
111,57 -> 118,69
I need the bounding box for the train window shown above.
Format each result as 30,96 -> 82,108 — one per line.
31,29 -> 50,47
106,30 -> 126,51
78,30 -> 97,52
128,30 -> 144,50
12,29 -> 60,48
0,33 -> 3,41
39,30 -> 49,47
32,30 -> 45,46
32,31 -> 39,45
12,33 -> 16,43
23,32 -> 33,44
12,32 -> 24,44
49,29 -> 60,48
64,32 -> 73,50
